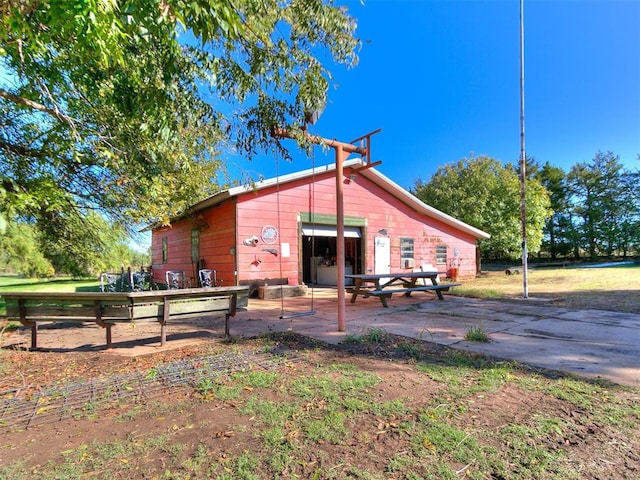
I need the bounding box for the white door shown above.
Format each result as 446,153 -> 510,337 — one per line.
374,236 -> 391,285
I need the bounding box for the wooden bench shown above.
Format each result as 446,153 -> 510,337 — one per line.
365,283 -> 460,306
2,286 -> 249,350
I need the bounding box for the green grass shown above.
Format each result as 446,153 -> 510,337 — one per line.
0,275 -> 99,291
1,341 -> 637,479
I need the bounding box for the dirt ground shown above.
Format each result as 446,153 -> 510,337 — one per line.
1,327 -> 639,479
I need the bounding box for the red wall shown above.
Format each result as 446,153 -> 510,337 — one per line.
152,200 -> 238,287
235,180 -> 313,284
151,167 -> 481,286
345,170 -> 478,278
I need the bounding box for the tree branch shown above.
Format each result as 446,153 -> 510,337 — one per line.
0,88 -> 75,126
0,139 -> 47,159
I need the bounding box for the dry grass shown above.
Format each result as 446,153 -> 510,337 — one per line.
457,264 -> 640,313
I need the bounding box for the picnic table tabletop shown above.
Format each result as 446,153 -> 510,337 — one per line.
346,271 -> 456,307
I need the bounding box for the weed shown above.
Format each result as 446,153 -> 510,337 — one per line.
196,377 -> 242,400
397,338 -> 422,359
361,327 -> 389,343
240,397 -> 296,426
234,451 -> 260,479
304,410 -> 348,444
343,333 -> 363,344
370,398 -> 408,417
235,370 -> 279,388
465,325 -> 490,342
196,377 -> 217,396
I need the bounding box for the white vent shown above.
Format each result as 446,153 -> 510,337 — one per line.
403,258 -> 415,269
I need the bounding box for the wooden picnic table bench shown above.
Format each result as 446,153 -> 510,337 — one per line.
1,286 -> 249,350
345,272 -> 460,307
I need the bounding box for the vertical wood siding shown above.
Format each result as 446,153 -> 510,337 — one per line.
152,167 -> 483,285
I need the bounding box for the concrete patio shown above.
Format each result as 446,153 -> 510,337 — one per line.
231,288 -> 640,388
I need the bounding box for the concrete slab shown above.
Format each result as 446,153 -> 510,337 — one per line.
231,290 -> 640,387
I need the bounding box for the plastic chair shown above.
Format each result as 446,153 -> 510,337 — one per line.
165,270 -> 187,289
198,269 -> 217,288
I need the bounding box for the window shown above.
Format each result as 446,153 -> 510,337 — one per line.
162,238 -> 168,263
191,229 -> 200,263
436,245 -> 447,265
400,237 -> 414,267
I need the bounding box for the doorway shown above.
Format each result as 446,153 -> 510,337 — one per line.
301,226 -> 363,285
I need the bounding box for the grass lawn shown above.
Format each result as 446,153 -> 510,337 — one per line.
0,275 -> 99,292
456,263 -> 640,313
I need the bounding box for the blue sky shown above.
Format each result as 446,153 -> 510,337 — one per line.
226,0 -> 640,191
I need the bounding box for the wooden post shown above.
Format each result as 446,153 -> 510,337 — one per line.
336,146 -> 348,332
161,296 -> 170,346
18,299 -> 38,350
94,300 -> 112,348
225,292 -> 237,336
271,127 -> 381,332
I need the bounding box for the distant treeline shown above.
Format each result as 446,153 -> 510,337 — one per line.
413,151 -> 639,261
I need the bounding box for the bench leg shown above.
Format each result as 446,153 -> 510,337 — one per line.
160,297 -> 170,346
106,325 -> 112,348
379,294 -> 390,308
225,313 -> 230,337
31,324 -> 38,350
350,284 -> 362,303
435,290 -> 444,300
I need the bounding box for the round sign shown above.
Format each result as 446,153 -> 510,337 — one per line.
261,225 -> 279,244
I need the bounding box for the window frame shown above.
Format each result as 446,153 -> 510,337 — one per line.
435,244 -> 447,265
162,237 -> 168,263
399,237 -> 415,261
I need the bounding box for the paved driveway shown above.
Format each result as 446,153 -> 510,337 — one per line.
234,290 -> 640,387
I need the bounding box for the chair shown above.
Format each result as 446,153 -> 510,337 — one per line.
198,269 -> 217,288
130,270 -> 149,291
100,273 -> 120,292
165,270 -> 187,289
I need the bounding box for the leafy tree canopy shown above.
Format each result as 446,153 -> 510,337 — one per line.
0,0 -> 359,232
413,155 -> 551,260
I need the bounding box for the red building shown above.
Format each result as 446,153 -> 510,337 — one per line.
150,159 -> 489,293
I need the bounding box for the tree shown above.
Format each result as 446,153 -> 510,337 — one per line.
413,156 -> 551,260
1,0 -> 359,241
0,213 -> 149,277
536,162 -> 573,259
0,221 -> 54,277
616,170 -> 640,257
567,151 -> 628,260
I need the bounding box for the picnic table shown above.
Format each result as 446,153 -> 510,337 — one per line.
2,286 -> 249,349
345,271 -> 460,307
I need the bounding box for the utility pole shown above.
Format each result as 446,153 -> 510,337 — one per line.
519,0 -> 529,298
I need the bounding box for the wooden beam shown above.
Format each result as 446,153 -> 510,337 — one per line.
272,128 -> 367,156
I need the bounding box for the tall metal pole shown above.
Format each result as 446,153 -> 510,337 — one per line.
519,0 -> 529,298
336,147 -> 348,331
